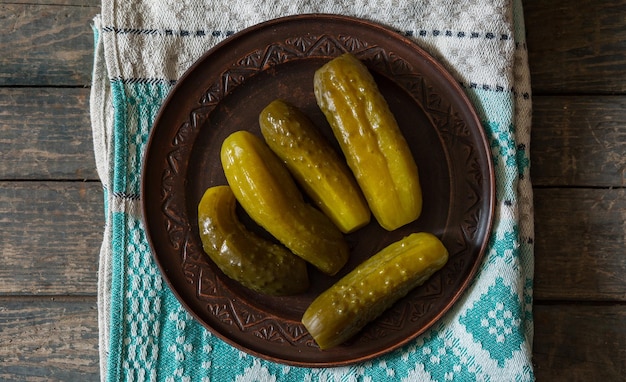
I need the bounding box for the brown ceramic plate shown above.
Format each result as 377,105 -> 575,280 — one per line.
142,14 -> 494,367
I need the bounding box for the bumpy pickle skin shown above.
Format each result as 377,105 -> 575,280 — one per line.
220,130 -> 349,276
301,232 -> 448,349
197,185 -> 309,295
259,99 -> 371,233
314,53 -> 423,231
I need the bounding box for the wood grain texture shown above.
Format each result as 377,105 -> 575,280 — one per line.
1,300 -> 623,382
524,0 -> 626,94
533,304 -> 626,381
0,297 -> 99,382
0,182 -> 102,295
0,1 -> 99,6
0,1 -> 623,91
2,181 -> 623,302
2,88 -> 624,185
534,188 -> 626,301
531,96 -> 626,187
0,3 -> 98,86
11,180 -> 626,301
0,88 -> 97,180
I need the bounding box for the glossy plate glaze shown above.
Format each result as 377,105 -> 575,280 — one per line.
142,14 -> 494,367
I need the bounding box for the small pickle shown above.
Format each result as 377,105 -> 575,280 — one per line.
197,185 -> 309,295
221,130 -> 349,276
314,53 -> 423,231
301,232 -> 448,349
259,99 -> 371,233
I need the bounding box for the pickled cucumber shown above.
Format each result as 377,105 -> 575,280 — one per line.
314,53 -> 423,231
301,232 -> 448,349
259,99 -> 371,233
197,185 -> 309,295
221,130 -> 349,276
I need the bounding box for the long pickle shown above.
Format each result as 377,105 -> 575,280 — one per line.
301,232 -> 448,349
259,99 -> 371,233
197,185 -> 309,295
221,131 -> 349,276
314,53 -> 423,231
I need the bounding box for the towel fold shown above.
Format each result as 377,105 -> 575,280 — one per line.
91,1 -> 534,380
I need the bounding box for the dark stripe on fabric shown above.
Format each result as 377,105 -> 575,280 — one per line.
113,191 -> 141,201
102,26 -> 236,38
459,81 -> 531,99
102,25 -> 509,42
401,29 -> 511,41
110,77 -> 178,86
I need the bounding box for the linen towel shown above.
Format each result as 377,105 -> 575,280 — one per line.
90,0 -> 534,380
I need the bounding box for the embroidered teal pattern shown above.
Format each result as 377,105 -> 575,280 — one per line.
104,78 -> 534,382
487,225 -> 520,269
123,216 -> 163,382
413,330 -> 484,381
516,145 -> 530,178
460,277 -> 525,367
111,81 -> 173,197
483,121 -> 519,203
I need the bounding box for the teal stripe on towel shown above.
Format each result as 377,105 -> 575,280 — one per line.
110,80 -> 173,197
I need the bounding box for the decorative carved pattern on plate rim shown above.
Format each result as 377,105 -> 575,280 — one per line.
158,33 -> 487,348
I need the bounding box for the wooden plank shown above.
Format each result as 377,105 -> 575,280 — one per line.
0,1 -> 99,6
1,183 -> 623,301
1,89 -> 624,185
533,304 -> 626,381
1,87 -> 624,187
0,0 -> 622,91
534,188 -> 626,301
2,182 -> 624,302
0,88 -> 98,180
524,0 -> 626,94
0,3 -> 98,86
0,182 -> 103,295
531,96 -> 626,187
0,297 -> 99,382
1,298 -> 623,382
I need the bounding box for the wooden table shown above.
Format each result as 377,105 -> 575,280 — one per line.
1,1 -> 624,380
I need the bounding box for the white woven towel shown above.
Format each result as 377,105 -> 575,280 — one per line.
91,1 -> 534,381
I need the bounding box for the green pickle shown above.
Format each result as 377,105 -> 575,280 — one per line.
314,53 -> 423,231
301,232 -> 449,349
197,185 -> 309,295
259,99 -> 371,233
221,130 -> 349,276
